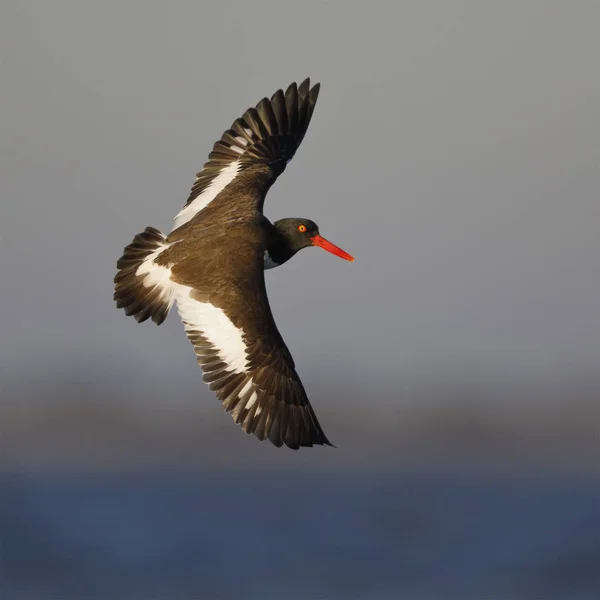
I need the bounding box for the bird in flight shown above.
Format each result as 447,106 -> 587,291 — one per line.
114,79 -> 354,449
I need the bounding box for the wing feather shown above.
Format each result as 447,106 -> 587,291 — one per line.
168,230 -> 332,449
172,79 -> 320,230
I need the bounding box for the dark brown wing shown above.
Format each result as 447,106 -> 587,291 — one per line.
167,224 -> 332,449
172,79 -> 320,230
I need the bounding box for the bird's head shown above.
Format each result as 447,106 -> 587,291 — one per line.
273,218 -> 354,262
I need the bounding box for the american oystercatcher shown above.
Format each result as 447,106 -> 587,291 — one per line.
114,79 -> 353,449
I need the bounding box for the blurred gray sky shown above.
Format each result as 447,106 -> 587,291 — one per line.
1,1 -> 599,406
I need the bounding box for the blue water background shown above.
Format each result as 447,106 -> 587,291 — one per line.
2,470 -> 598,599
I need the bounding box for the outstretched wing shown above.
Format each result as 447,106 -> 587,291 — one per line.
172,79 -> 320,230
166,225 -> 332,449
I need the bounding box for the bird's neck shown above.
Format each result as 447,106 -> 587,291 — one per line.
263,222 -> 297,270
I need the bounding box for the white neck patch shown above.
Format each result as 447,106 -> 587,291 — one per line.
263,251 -> 280,270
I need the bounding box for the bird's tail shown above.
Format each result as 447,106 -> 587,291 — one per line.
114,227 -> 175,325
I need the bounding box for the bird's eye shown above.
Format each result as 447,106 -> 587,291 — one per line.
298,224 -> 307,233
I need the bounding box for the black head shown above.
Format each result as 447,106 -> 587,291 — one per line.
273,218 -> 319,251
273,218 -> 354,261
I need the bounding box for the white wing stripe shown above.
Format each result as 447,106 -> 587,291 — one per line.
238,380 -> 253,397
246,391 -> 259,409
174,285 -> 250,375
172,161 -> 241,231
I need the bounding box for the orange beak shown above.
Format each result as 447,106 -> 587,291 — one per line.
311,235 -> 355,262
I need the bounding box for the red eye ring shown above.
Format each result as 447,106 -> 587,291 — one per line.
298,224 -> 307,233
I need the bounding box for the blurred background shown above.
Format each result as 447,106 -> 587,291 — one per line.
1,1 -> 599,599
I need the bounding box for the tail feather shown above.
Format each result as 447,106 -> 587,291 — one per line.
114,227 -> 174,325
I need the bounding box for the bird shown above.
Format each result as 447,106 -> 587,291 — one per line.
114,79 -> 354,449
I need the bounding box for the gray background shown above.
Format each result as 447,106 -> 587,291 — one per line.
2,3 -> 599,599
1,0 -> 599,470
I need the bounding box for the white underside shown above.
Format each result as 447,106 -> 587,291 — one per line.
263,251 -> 280,270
